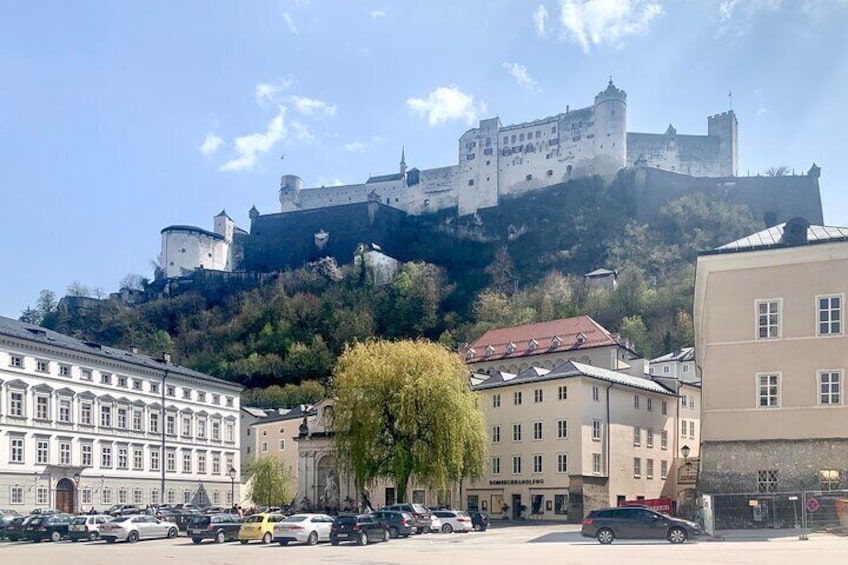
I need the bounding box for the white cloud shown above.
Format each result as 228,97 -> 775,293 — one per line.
317,177 -> 345,187
256,78 -> 294,106
283,12 -> 298,34
371,10 -> 386,19
502,62 -> 540,93
291,121 -> 315,144
288,95 -> 337,116
719,0 -> 782,22
533,5 -> 549,36
200,133 -> 224,157
220,107 -> 287,172
558,0 -> 663,52
407,86 -> 482,127
344,141 -> 368,153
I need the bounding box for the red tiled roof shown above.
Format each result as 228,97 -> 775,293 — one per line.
462,316 -> 619,364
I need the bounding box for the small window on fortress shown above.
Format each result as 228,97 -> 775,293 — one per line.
551,126 -> 556,133
519,133 -> 525,141
511,135 -> 516,143
208,253 -> 212,258
526,174 -> 532,181
485,160 -> 490,165
567,165 -> 573,175
468,180 -> 474,186
536,131 -> 541,138
180,248 -> 186,253
503,136 -> 508,145
467,153 -> 475,161
547,170 -> 553,177
485,137 -> 491,147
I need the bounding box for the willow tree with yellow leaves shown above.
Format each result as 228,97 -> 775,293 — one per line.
333,339 -> 487,504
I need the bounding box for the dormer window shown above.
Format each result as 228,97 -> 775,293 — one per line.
465,349 -> 476,361
484,345 -> 495,357
551,336 -> 563,347
576,332 -> 587,345
506,342 -> 516,354
528,339 -> 539,351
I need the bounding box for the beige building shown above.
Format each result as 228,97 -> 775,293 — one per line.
467,361 -> 678,522
695,218 -> 848,493
462,316 -> 645,376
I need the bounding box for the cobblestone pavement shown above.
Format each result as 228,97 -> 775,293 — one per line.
2,524 -> 846,565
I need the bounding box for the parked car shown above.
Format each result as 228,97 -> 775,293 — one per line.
0,509 -> 22,524
23,513 -> 74,542
330,514 -> 389,546
105,504 -> 141,517
428,514 -> 442,533
372,510 -> 416,538
237,512 -> 285,544
469,511 -> 489,531
431,510 -> 472,533
382,503 -> 431,533
201,506 -> 227,515
30,508 -> 60,516
187,513 -> 242,544
99,515 -> 179,543
68,515 -> 112,542
581,506 -> 701,544
272,513 -> 335,546
3,516 -> 33,541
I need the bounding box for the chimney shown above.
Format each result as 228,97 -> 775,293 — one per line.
162,353 -> 171,364
129,345 -> 139,354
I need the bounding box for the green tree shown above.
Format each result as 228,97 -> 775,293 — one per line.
246,455 -> 296,508
333,340 -> 487,503
619,315 -> 651,359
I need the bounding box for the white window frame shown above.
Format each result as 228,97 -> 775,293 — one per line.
633,427 -> 641,446
10,437 -> 24,463
816,294 -> 843,336
36,439 -> 49,464
58,397 -> 72,423
660,460 -> 668,480
36,485 -> 49,506
35,395 -> 50,420
755,298 -> 782,340
151,450 -> 160,471
756,372 -> 781,408
633,457 -> 641,478
81,443 -> 93,466
661,429 -> 668,450
534,389 -> 543,403
818,370 -> 842,406
592,419 -> 602,441
514,391 -> 522,406
512,455 -> 522,475
492,394 -> 501,408
592,453 -> 602,474
532,421 -> 543,441
592,386 -> 600,402
556,453 -> 568,474
646,458 -> 654,479
492,425 -> 501,443
532,454 -> 543,474
10,486 -> 24,505
492,456 -> 500,475
512,423 -> 522,442
9,390 -> 25,418
558,385 -> 567,400
646,428 -> 654,448
59,441 -> 71,465
557,419 -> 568,439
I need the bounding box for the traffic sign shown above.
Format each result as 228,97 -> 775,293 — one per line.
806,497 -> 820,513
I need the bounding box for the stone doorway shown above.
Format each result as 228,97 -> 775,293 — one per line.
56,478 -> 75,514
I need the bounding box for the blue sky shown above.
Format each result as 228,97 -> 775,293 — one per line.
2,0 -> 847,318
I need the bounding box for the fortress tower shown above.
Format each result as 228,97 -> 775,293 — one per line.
707,110 -> 738,176
592,78 -> 628,172
279,174 -> 303,212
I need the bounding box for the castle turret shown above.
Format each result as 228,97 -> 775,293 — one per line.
707,110 -> 738,176
214,209 -> 235,242
593,78 -> 627,172
279,174 -> 303,212
400,147 -> 407,179
248,205 -> 260,220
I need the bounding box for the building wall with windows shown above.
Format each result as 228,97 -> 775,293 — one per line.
0,317 -> 242,512
695,220 -> 848,493
246,406 -> 313,503
466,362 -> 677,523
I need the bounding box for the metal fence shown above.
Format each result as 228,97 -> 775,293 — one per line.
705,490 -> 848,532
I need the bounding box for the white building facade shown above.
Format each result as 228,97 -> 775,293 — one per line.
160,210 -> 241,278
0,317 -> 242,513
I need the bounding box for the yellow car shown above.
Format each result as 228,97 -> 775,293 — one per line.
238,513 -> 286,544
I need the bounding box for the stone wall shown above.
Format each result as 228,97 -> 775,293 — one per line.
627,132 -> 724,177
699,439 -> 848,493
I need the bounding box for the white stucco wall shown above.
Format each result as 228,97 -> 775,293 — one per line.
161,230 -> 230,278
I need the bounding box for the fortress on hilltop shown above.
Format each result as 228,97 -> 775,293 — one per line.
159,80 -> 822,279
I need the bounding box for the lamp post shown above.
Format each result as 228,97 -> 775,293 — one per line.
72,473 -> 81,514
228,467 -> 237,509
681,444 -> 691,467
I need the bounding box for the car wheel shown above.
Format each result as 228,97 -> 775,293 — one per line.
307,531 -> 318,546
473,524 -> 481,531
239,539 -> 248,545
278,539 -> 289,546
167,527 -> 178,539
262,532 -> 272,545
215,530 -> 226,544
356,531 -> 368,546
72,538 -> 79,543
128,530 -> 139,543
330,538 -> 339,546
89,532 -> 99,542
382,529 -> 390,543
441,523 -> 453,534
388,526 -> 398,539
597,528 -> 614,545
192,538 -> 202,544
667,527 -> 687,544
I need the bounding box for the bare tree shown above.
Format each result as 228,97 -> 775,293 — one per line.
764,165 -> 790,177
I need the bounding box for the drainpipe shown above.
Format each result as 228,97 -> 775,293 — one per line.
160,354 -> 170,505
605,383 -> 614,477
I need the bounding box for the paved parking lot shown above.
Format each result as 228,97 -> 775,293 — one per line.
2,525 -> 847,565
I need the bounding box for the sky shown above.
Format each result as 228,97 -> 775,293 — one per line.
2,0 -> 848,318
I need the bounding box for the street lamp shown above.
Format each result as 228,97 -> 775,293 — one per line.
681,444 -> 691,468
228,467 -> 237,509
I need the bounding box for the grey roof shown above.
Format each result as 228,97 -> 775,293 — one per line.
650,347 -> 695,363
585,268 -> 616,278
0,316 -> 242,391
367,172 -> 404,184
253,404 -> 316,425
703,223 -> 848,256
215,209 -> 233,220
472,360 -> 674,396
242,406 -> 269,418
160,225 -> 224,240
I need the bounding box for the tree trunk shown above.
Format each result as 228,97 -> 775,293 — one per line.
396,468 -> 412,504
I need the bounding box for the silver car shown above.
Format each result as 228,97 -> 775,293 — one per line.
272,513 -> 335,545
99,514 -> 179,543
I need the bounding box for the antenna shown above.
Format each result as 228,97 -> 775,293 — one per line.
728,90 -> 733,111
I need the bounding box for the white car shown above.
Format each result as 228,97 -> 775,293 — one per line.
272,513 -> 335,546
428,515 -> 442,533
68,515 -> 111,541
432,510 -> 473,533
99,515 -> 179,543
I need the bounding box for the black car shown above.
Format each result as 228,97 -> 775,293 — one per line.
23,514 -> 74,542
106,504 -> 141,517
187,513 -> 243,544
330,514 -> 389,546
469,511 -> 489,532
382,503 -> 431,533
581,506 -> 701,544
3,516 -> 30,541
372,510 -> 416,538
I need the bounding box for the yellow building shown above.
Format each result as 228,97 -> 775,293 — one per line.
695,218 -> 848,493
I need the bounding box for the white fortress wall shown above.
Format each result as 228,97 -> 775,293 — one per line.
161,229 -> 229,278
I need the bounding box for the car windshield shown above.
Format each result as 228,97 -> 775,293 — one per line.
71,518 -> 87,525
283,515 -> 308,522
336,516 -> 357,525
189,516 -> 210,525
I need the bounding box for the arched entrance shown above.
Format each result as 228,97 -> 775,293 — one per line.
677,488 -> 697,521
56,478 -> 75,514
315,455 -> 338,512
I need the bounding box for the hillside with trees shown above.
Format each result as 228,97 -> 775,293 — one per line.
23,179 -> 761,403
